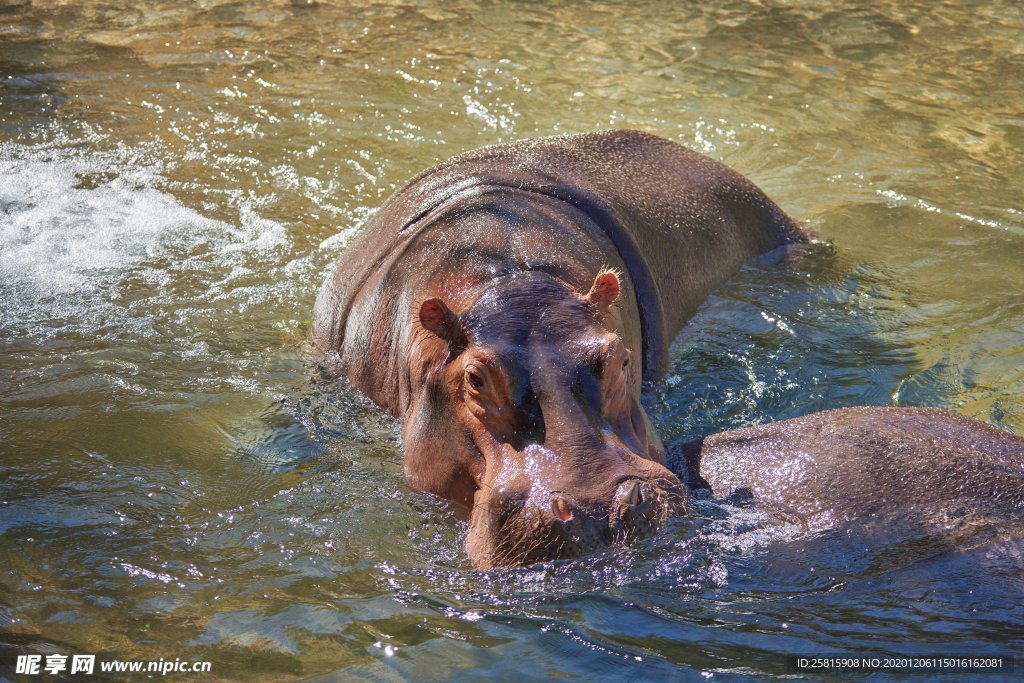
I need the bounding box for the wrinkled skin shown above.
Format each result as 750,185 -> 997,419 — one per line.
678,407 -> 1024,531
312,130 -> 807,567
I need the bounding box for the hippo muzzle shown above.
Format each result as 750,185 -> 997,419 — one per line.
466,443 -> 687,568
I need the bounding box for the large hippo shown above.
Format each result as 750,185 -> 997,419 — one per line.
677,407 -> 1024,532
312,129 -> 807,567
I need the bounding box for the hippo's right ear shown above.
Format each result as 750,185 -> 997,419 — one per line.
418,298 -> 465,347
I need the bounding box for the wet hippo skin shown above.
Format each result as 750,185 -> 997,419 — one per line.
311,129 -> 808,567
677,407 -> 1024,531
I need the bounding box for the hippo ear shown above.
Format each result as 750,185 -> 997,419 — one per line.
419,297 -> 464,345
586,269 -> 621,310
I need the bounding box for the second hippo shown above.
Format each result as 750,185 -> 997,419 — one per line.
677,406 -> 1024,533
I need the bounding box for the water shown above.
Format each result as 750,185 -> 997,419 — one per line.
2,0 -> 1022,679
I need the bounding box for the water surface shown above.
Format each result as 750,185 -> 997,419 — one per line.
2,1 -> 1022,680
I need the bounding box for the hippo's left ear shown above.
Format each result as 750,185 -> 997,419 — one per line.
586,269 -> 621,310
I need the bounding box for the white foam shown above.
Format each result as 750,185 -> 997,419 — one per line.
0,141 -> 289,339
0,152 -> 208,294
0,145 -> 290,293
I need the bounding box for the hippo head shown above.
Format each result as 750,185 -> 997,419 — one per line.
405,269 -> 685,568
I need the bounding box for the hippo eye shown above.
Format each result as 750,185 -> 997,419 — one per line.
622,351 -> 631,370
466,368 -> 485,390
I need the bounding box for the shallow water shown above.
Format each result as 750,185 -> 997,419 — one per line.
1,0 -> 1022,680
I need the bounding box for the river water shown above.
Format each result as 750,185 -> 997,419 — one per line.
1,1 -> 1022,680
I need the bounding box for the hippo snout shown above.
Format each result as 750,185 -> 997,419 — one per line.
549,476 -> 685,548
469,466 -> 686,568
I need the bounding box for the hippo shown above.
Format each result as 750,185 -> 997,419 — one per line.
312,129 -> 808,567
677,407 -> 1024,533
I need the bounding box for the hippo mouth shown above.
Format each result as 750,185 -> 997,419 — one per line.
469,474 -> 687,568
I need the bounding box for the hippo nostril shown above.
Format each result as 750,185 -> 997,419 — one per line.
609,479 -> 668,541
615,479 -> 641,509
550,495 -> 573,522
